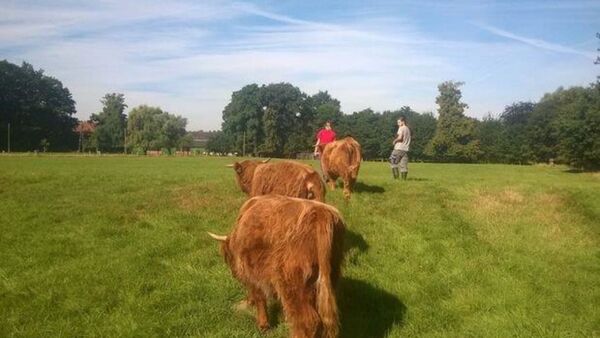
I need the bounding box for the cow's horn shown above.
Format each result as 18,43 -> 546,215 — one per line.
225,164 -> 234,168
207,232 -> 227,241
262,158 -> 271,163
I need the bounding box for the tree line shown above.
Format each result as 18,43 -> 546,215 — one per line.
88,92 -> 191,154
1,60 -> 190,154
208,81 -> 600,170
1,59 -> 598,170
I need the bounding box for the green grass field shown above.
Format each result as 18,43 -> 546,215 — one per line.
1,155 -> 599,337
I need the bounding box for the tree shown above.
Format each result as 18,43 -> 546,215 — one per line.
500,102 -> 535,164
222,84 -> 264,155
339,108 -> 382,159
426,81 -> 480,162
0,60 -> 77,151
477,114 -> 507,163
206,131 -> 234,154
126,105 -> 188,154
159,113 -> 187,150
553,84 -> 600,170
259,83 -> 307,157
308,91 -> 343,128
91,93 -> 127,152
220,83 -> 311,157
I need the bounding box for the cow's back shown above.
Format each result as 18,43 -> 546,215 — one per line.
230,195 -> 344,284
251,161 -> 326,201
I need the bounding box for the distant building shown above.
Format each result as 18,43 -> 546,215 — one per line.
187,130 -> 218,148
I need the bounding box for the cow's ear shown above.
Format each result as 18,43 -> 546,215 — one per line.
234,163 -> 243,174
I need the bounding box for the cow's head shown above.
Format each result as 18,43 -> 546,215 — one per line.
226,159 -> 270,194
305,172 -> 326,202
207,232 -> 237,276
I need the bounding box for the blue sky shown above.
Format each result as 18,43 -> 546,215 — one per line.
2,0 -> 598,130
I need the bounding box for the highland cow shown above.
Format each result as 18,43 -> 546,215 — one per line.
320,137 -> 362,199
228,159 -> 326,202
208,195 -> 345,338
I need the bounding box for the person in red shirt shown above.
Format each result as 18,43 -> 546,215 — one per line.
314,121 -> 336,157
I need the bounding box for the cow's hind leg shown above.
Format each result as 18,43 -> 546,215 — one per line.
249,287 -> 270,332
342,176 -> 354,200
280,288 -> 319,338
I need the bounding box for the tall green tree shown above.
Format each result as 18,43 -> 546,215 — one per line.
553,84 -> 600,170
259,83 -> 307,156
219,83 -> 309,157
426,81 -> 480,162
222,84 -> 263,155
501,102 -> 535,164
309,91 -> 343,128
205,131 -> 234,154
338,108 -> 381,159
477,115 -> 507,163
0,60 -> 77,151
91,93 -> 127,152
126,105 -> 188,154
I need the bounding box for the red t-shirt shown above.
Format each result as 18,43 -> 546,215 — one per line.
317,129 -> 336,144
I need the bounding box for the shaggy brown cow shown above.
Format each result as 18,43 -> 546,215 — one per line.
321,136 -> 362,199
208,195 -> 345,338
227,159 -> 326,202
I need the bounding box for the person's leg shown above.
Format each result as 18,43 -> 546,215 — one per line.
399,151 -> 408,180
389,150 -> 400,179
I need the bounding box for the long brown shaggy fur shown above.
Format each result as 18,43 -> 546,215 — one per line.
321,136 -> 362,199
232,160 -> 326,202
212,195 -> 345,338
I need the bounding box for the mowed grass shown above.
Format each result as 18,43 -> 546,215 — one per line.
0,155 -> 599,338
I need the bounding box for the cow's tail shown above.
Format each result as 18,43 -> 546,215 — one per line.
316,215 -> 339,338
345,137 -> 361,176
350,138 -> 362,169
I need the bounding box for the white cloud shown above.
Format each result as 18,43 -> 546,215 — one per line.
475,23 -> 596,60
1,1 -> 597,130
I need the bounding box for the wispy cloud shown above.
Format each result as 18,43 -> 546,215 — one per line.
1,1 -> 597,129
475,22 -> 595,59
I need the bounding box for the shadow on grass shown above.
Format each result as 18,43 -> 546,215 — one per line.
354,182 -> 385,194
344,230 -> 369,254
338,278 -> 406,338
407,177 -> 430,181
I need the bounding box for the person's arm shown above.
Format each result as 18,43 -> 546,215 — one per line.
393,134 -> 403,144
314,131 -> 321,153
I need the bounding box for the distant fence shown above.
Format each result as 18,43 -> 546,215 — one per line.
296,152 -> 316,160
145,150 -> 238,157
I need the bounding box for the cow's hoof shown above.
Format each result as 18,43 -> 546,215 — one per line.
233,300 -> 254,315
258,323 -> 270,333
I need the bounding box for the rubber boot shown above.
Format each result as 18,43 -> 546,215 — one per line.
392,167 -> 399,179
401,172 -> 407,180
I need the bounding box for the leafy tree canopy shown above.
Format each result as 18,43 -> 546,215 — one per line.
0,60 -> 77,151
90,93 -> 127,152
